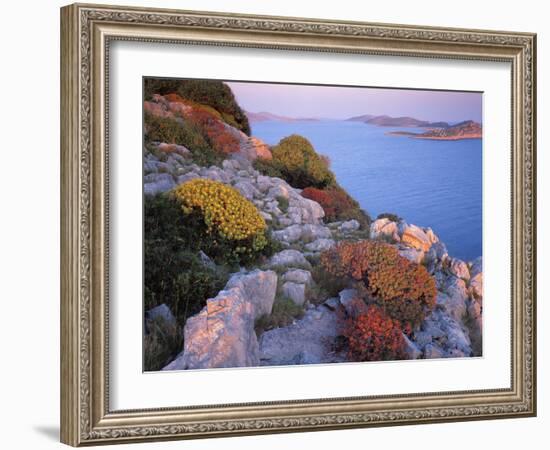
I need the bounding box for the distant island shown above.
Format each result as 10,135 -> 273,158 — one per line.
346,114 -> 451,128
246,111 -> 319,123
387,120 -> 482,140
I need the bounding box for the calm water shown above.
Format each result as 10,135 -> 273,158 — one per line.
252,120 -> 482,262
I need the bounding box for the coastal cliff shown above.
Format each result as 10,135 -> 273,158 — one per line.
142,80 -> 483,371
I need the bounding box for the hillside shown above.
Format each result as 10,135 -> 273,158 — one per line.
246,110 -> 319,123
142,80 -> 483,372
346,114 -> 451,128
387,120 -> 482,140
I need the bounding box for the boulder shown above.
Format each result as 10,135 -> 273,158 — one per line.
259,305 -> 347,366
470,272 -> 483,301
287,196 -> 325,225
145,304 -> 176,331
416,308 -> 472,358
425,227 -> 440,245
470,256 -> 483,278
305,238 -> 335,252
403,334 -> 422,359
300,224 -> 332,242
424,343 -> 446,359
449,258 -> 470,281
339,289 -> 368,318
401,224 -> 432,252
398,247 -> 424,264
431,241 -> 449,262
267,183 -> 290,201
338,219 -> 360,233
268,250 -> 312,269
438,281 -> 468,322
225,270 -> 277,319
176,172 -> 199,184
144,173 -> 176,196
238,136 -> 272,161
233,180 -> 259,200
157,142 -> 191,157
466,299 -> 483,356
272,225 -> 304,244
370,218 -> 400,242
282,282 -> 307,306
200,167 -> 230,183
164,287 -> 259,370
282,269 -> 313,286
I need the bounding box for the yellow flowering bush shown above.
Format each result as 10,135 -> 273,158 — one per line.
172,179 -> 268,259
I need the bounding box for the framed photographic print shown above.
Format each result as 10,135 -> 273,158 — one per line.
60,3 -> 537,446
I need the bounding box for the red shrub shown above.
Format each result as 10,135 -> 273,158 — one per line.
343,305 -> 407,362
301,186 -> 368,225
302,187 -> 335,217
188,108 -> 240,155
321,240 -> 436,329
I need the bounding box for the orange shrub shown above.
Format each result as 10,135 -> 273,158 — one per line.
343,305 -> 407,362
321,240 -> 436,329
164,92 -> 186,103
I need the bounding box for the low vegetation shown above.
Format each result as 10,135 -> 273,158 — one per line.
254,296 -> 305,336
301,185 -> 371,227
321,240 -> 437,330
342,305 -> 407,362
144,78 -> 251,134
253,135 -> 335,189
144,194 -> 228,320
143,316 -> 183,372
376,212 -> 402,222
144,112 -> 223,167
172,179 -> 270,264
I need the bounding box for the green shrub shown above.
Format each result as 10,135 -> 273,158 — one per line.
254,297 -> 305,336
144,194 -> 228,320
269,135 -> 335,189
252,158 -> 285,179
320,240 -> 437,330
144,112 -> 223,167
143,315 -> 183,371
144,78 -> 250,135
276,195 -> 289,213
376,212 -> 402,222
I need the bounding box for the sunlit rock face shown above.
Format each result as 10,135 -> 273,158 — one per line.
163,270 -> 277,371
164,287 -> 259,370
225,270 -> 277,319
401,224 -> 432,252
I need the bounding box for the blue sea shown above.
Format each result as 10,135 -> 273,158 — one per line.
252,120 -> 482,262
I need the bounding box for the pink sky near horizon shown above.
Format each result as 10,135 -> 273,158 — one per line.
226,81 -> 482,123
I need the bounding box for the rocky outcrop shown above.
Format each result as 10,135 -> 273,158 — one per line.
144,96 -> 484,368
164,270 -> 276,370
370,217 -> 400,242
258,303 -> 347,366
282,282 -> 307,306
282,269 -> 313,286
401,224 -> 432,252
267,250 -> 312,270
163,287 -> 260,370
145,303 -> 177,333
225,270 -> 277,318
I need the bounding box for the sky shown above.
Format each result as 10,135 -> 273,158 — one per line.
226,81 -> 482,123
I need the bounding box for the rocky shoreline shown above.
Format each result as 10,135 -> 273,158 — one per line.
143,117 -> 483,370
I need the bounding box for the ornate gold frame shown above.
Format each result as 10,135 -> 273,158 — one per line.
60,3 -> 537,446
